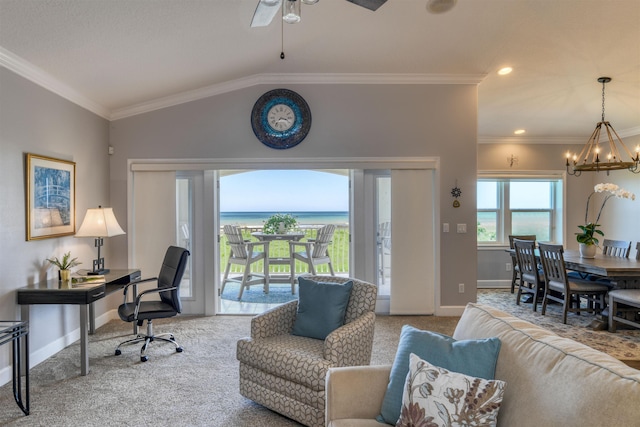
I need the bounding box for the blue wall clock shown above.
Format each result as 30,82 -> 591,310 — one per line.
251,89 -> 311,149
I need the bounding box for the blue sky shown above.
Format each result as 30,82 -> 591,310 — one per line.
220,170 -> 349,212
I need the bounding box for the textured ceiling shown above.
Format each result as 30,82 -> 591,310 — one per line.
1,0 -> 639,143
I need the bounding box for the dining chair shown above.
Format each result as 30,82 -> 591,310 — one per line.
513,239 -> 544,311
221,225 -> 270,299
602,239 -> 632,258
508,235 -> 536,293
538,243 -> 609,324
636,242 -> 640,260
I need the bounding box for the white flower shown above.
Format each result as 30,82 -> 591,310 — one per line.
585,183 -> 636,225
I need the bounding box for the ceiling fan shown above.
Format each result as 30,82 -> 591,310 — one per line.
251,0 -> 388,27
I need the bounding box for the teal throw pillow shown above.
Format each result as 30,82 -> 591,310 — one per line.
291,277 -> 353,340
377,325 -> 502,425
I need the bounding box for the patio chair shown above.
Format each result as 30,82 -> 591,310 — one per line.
221,225 -> 270,299
508,235 -> 536,293
377,221 -> 391,284
289,224 -> 336,288
538,243 -> 609,324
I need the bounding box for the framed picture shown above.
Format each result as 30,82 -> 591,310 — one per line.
26,153 -> 76,240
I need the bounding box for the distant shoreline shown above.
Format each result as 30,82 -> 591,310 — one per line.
220,211 -> 349,226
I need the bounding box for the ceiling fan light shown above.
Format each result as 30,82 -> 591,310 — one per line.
261,0 -> 280,5
283,0 -> 301,23
301,0 -> 319,4
426,0 -> 457,14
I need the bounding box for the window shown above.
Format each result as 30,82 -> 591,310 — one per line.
477,175 -> 563,245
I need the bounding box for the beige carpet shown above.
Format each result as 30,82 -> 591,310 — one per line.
0,289 -> 638,426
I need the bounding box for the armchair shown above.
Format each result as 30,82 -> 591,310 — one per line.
236,275 -> 377,427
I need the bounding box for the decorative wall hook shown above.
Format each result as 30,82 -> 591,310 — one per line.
451,181 -> 462,208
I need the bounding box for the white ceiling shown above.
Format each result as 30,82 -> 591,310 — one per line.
1,0 -> 639,144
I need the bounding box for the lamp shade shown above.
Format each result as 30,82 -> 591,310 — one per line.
75,207 -> 125,238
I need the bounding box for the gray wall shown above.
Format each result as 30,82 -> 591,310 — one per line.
110,83 -> 479,308
477,140 -> 640,286
0,68 -> 111,370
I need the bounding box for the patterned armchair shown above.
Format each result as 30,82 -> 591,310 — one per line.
236,276 -> 377,427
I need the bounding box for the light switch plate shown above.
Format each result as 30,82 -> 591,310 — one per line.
456,223 -> 467,233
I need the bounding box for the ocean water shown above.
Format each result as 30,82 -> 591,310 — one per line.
220,211 -> 349,226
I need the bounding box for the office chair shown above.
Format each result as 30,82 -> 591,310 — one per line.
115,246 -> 190,362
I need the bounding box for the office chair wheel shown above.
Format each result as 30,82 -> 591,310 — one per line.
176,346 -> 183,353
115,349 -> 122,356
141,355 -> 149,362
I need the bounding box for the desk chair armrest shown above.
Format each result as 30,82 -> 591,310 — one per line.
121,277 -> 158,304
131,285 -> 178,319
251,300 -> 298,339
324,311 -> 376,366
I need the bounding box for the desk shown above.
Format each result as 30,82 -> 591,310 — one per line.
251,232 -> 305,283
0,320 -> 29,415
17,269 -> 141,375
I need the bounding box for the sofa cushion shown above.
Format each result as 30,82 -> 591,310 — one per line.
452,303 -> 640,427
397,353 -> 506,427
292,277 -> 353,340
378,325 -> 501,425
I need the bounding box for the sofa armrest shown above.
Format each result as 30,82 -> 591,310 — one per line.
250,300 -> 298,339
324,311 -> 376,366
325,365 -> 391,423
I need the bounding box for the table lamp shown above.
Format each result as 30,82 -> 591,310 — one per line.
75,206 -> 125,275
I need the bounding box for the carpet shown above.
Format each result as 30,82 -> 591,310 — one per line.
221,282 -> 298,304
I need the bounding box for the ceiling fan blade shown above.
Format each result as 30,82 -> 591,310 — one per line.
345,0 -> 388,11
251,0 -> 282,27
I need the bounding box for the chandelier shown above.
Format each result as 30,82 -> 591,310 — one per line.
566,77 -> 640,176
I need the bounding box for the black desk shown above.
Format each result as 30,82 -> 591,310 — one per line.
0,320 -> 29,415
17,269 -> 141,376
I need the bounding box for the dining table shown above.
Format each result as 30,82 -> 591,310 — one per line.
507,247 -> 640,329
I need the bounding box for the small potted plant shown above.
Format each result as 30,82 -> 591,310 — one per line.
47,251 -> 81,281
263,213 -> 298,234
575,223 -> 602,258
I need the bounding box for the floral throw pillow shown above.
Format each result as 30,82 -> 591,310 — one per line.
396,353 -> 506,427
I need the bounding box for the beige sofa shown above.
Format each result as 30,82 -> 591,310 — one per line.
326,303 -> 640,427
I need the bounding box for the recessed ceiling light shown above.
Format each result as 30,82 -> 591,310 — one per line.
514,129 -> 526,135
498,67 -> 513,76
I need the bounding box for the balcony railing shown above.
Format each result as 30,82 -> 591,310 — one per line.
220,225 -> 349,275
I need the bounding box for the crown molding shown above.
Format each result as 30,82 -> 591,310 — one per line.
0,46 -> 110,119
477,136 -> 587,145
110,73 -> 486,120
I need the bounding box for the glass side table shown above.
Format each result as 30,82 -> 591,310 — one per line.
0,320 -> 29,415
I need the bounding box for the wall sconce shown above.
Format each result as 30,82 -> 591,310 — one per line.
75,206 -> 125,275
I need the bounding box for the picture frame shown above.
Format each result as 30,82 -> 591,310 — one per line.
26,153 -> 76,240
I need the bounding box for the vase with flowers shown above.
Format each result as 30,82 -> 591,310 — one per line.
576,183 -> 635,258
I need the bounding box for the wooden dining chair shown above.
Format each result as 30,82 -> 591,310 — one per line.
538,243 -> 609,324
513,239 -> 544,311
508,234 -> 536,293
602,239 -> 632,258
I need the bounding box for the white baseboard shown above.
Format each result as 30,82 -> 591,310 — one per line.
477,280 -> 511,289
435,305 -> 466,316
